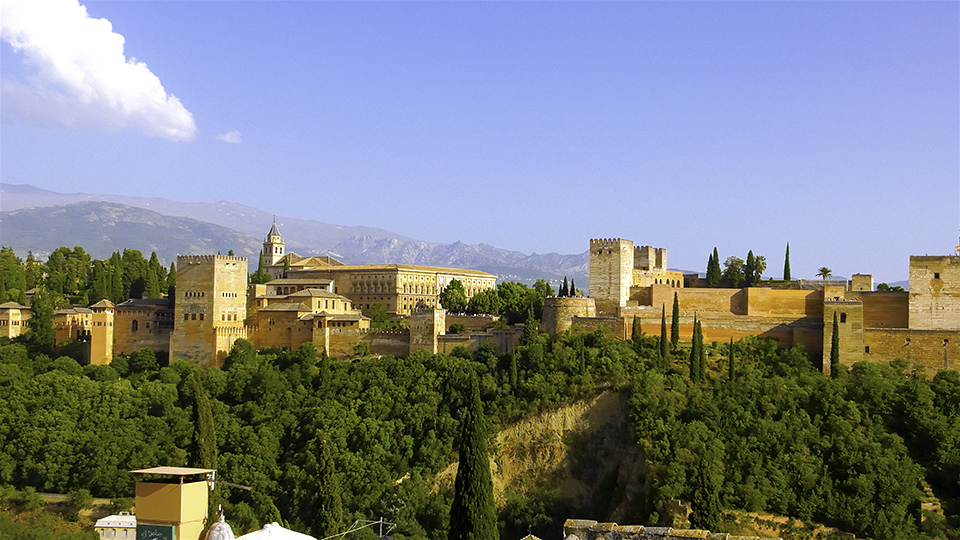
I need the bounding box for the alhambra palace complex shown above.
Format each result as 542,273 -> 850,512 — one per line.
2,227 -> 959,374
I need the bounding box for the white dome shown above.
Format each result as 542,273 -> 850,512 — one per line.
206,513 -> 236,540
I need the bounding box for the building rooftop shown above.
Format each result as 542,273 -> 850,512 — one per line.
259,302 -> 311,312
94,512 -> 136,529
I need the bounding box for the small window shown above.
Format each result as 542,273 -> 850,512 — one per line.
840,313 -> 847,323
944,339 -> 949,346
184,314 -> 189,321
191,313 -> 197,321
131,320 -> 139,332
199,313 -> 204,321
864,346 -> 870,354
935,273 -> 940,279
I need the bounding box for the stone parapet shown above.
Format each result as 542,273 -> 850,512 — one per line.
563,519 -> 778,540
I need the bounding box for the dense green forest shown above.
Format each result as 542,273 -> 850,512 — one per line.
1,325 -> 959,539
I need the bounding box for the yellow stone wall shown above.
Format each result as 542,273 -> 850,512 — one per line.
542,297 -> 597,335
822,301 -> 865,374
0,306 -> 28,339
863,329 -> 960,371
113,307 -> 171,356
589,238 -> 635,314
909,256 -> 960,330
89,309 -> 114,365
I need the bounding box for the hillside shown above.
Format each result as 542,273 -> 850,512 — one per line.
0,201 -> 261,263
0,184 -> 590,284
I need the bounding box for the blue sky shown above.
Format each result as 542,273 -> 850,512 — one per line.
1,0 -> 957,283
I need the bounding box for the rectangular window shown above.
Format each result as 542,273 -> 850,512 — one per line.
935,273 -> 940,279
864,346 -> 870,354
199,313 -> 204,321
840,313 -> 847,323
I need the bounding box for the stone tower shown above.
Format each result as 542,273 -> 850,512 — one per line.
589,238 -> 635,314
263,221 -> 285,266
169,255 -> 248,367
88,299 -> 115,365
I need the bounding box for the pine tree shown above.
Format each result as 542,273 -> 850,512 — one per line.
449,372 -> 498,540
783,243 -> 791,282
671,292 -> 680,350
659,305 -> 669,369
706,248 -> 721,287
830,311 -> 841,378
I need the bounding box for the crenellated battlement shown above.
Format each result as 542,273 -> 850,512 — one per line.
177,254 -> 248,264
589,238 -> 630,251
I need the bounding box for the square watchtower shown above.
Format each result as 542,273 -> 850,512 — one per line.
589,238 -> 634,314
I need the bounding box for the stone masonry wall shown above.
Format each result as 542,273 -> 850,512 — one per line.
909,256 -> 960,330
589,239 -> 634,314
863,328 -> 960,371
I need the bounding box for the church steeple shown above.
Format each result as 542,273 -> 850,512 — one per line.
263,218 -> 285,266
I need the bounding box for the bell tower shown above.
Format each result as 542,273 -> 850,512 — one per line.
263,220 -> 285,266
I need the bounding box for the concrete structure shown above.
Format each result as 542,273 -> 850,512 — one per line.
546,238 -> 960,374
563,519 -> 778,540
94,511 -> 137,539
131,467 -> 215,540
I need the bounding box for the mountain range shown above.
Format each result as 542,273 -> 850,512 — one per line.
0,183 -> 589,285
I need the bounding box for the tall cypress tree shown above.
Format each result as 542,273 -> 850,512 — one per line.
631,316 -> 641,343
560,277 -> 569,297
744,251 -> 756,287
569,278 -> 576,297
305,432 -> 343,539
659,305 -> 669,369
706,248 -> 721,287
449,372 -> 498,540
728,337 -> 735,381
27,286 -> 56,353
689,315 -> 700,381
670,292 -> 680,350
189,371 -> 217,470
783,243 -> 791,282
830,311 -> 841,378
698,321 -> 707,381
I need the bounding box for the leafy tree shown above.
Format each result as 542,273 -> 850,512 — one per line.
467,289 -> 502,315
440,279 -> 468,313
670,293 -> 680,350
818,267 -> 832,280
876,283 -> 905,292
368,302 -> 391,326
449,372 -> 498,540
448,323 -> 467,334
783,243 -> 791,282
65,488 -> 93,521
830,311 -> 841,378
519,309 -> 538,346
130,347 -> 159,373
723,256 -> 745,288
706,248 -> 721,288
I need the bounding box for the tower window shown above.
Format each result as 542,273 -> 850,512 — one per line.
840,313 -> 847,323
934,273 -> 940,279
864,346 -> 870,354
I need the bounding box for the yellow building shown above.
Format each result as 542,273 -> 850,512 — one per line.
131,467 -> 214,540
262,224 -> 497,316
0,301 -> 29,339
94,511 -> 136,539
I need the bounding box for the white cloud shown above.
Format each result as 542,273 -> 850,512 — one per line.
0,0 -> 196,141
216,130 -> 242,144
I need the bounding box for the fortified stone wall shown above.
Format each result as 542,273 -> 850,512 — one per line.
863,328 -> 960,372
563,518 -> 778,540
860,292 -> 909,329
114,308 -> 172,356
822,301 -> 865,374
650,285 -> 746,315
251,315 -> 313,350
409,308 -> 444,354
542,297 -> 597,335
569,316 -> 626,339
446,313 -> 498,332
909,256 -> 960,330
743,288 -> 822,318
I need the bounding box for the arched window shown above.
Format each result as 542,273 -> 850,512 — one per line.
131,320 -> 139,332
